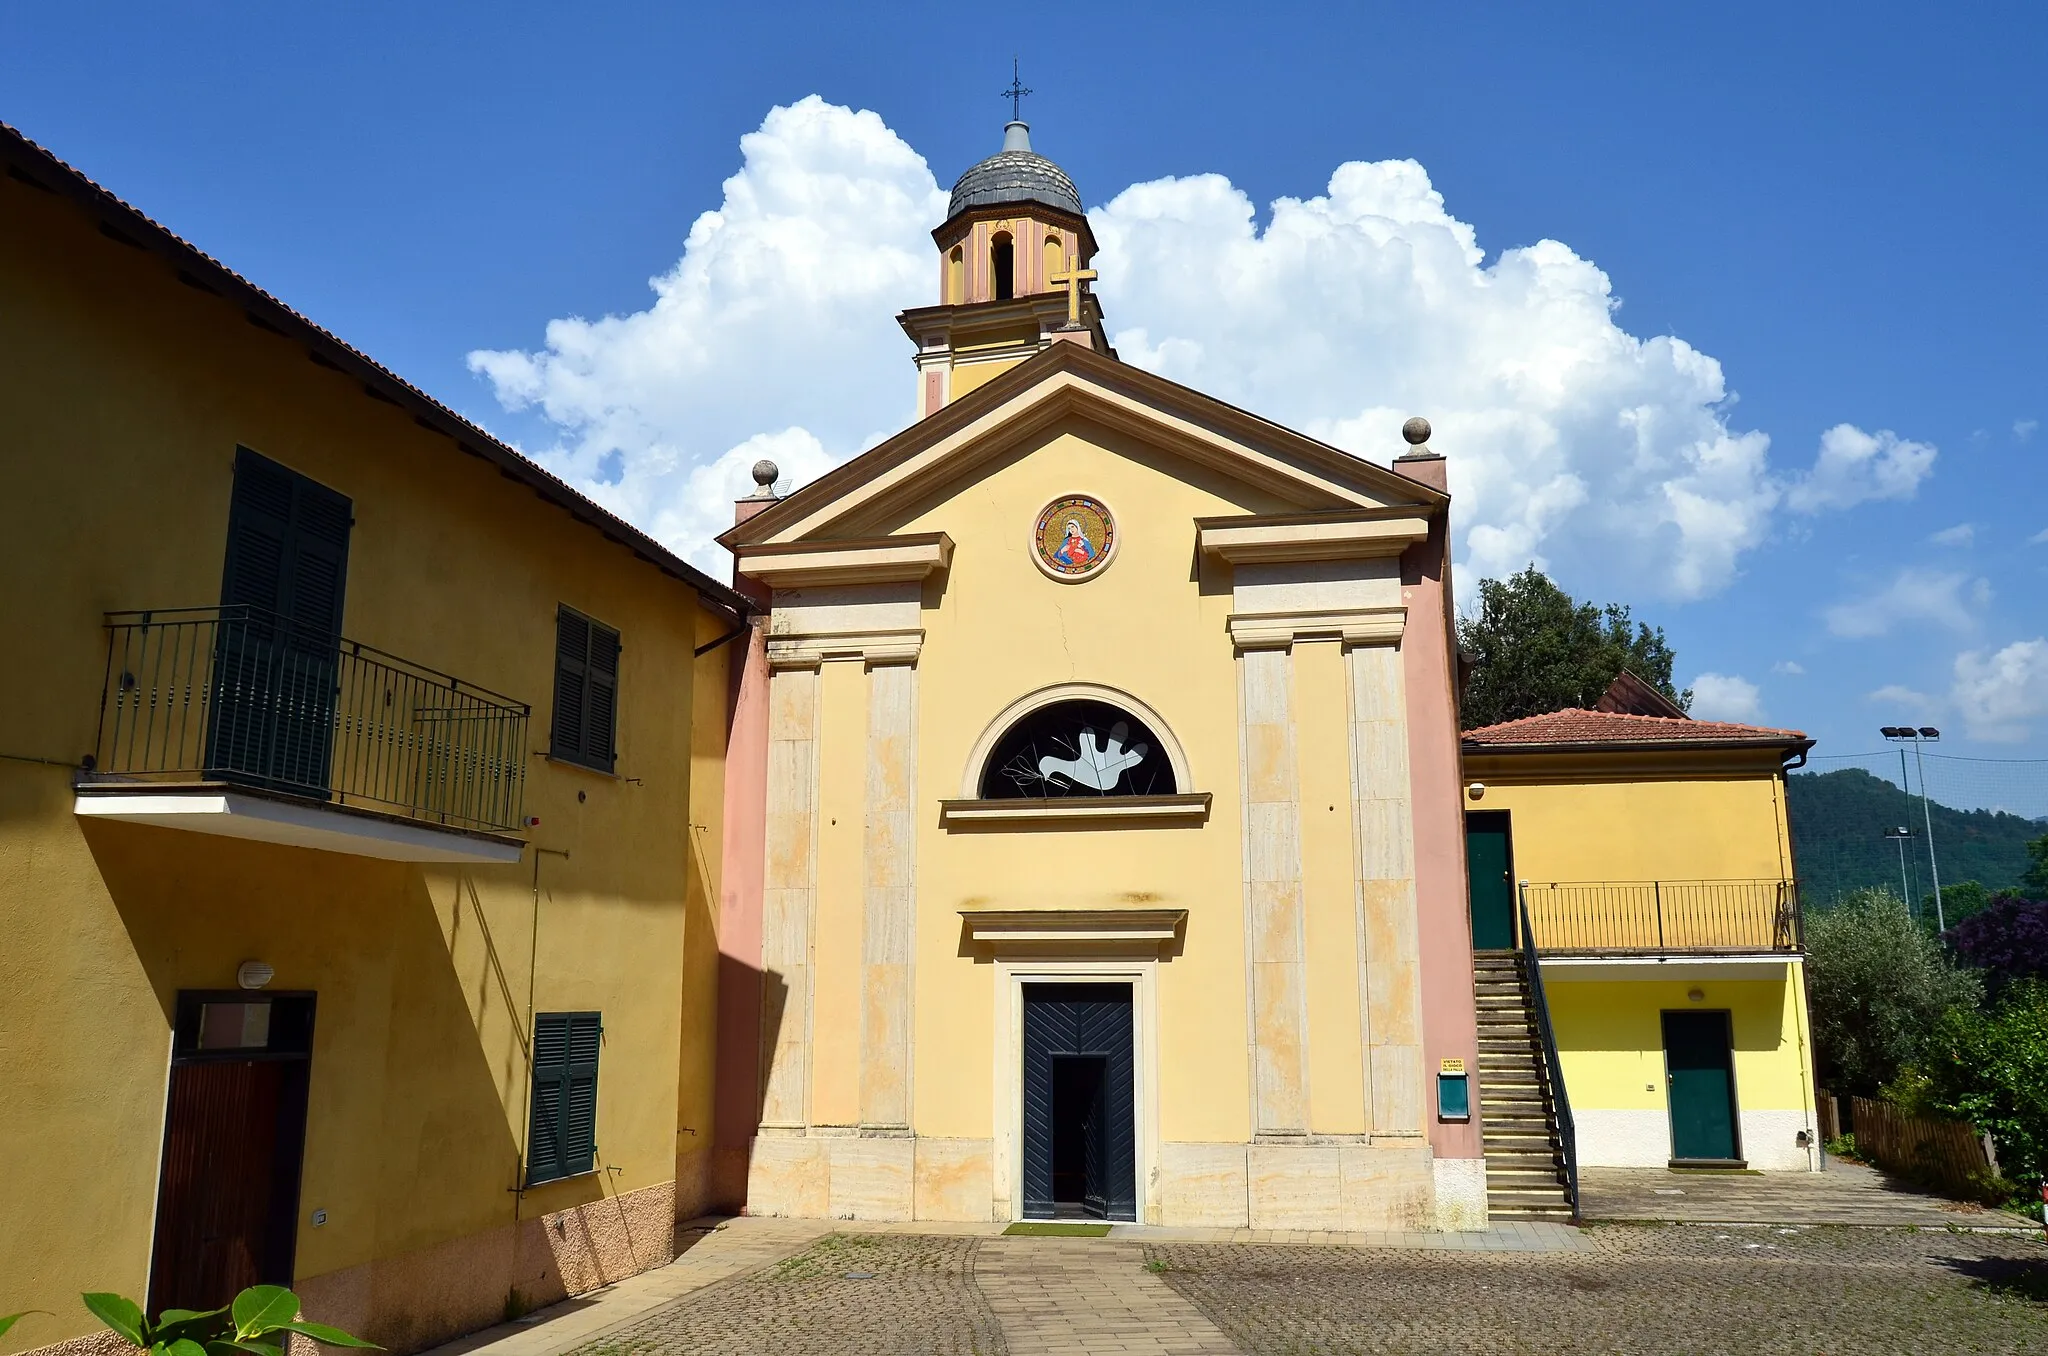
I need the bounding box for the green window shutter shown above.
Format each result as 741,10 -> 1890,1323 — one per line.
550,607 -> 620,773
527,1011 -> 600,1186
551,609 -> 589,764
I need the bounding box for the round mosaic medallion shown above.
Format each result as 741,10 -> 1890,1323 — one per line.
1033,495 -> 1117,581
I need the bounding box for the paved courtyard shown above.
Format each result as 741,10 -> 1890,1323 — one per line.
450,1216 -> 2048,1356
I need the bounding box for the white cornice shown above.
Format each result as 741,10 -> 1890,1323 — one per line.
938,792 -> 1212,827
765,627 -> 925,669
1198,515 -> 1430,564
959,907 -> 1190,946
736,534 -> 953,589
1227,607 -> 1406,650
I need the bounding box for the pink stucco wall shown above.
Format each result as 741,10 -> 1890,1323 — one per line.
1395,454 -> 1484,1162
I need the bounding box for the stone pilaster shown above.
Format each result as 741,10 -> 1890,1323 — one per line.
860,659 -> 917,1129
758,662 -> 820,1131
1347,641 -> 1425,1136
1236,644 -> 1309,1134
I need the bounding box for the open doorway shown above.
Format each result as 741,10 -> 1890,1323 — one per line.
1022,983 -> 1133,1220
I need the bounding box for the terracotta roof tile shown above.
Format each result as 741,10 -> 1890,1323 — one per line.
1462,708 -> 1809,747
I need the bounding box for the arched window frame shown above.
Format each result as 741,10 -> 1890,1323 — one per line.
990,230 -> 1015,300
959,683 -> 1193,799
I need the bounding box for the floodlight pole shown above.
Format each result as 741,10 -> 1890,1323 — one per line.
1883,828 -> 1913,914
1884,726 -> 1945,931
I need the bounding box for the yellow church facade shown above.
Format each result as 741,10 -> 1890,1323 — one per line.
0,124 -> 748,1355
1461,692 -> 1822,1180
712,121 -> 1491,1231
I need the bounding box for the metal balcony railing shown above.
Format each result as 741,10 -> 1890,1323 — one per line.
1519,879 -> 1802,955
92,606 -> 530,836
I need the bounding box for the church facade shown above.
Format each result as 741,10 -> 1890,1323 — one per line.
713,121 -> 1489,1231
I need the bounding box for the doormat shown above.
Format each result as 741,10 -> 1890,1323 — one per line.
1003,1221 -> 1113,1237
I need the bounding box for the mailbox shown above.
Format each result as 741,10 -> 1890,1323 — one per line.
1437,1058 -> 1470,1122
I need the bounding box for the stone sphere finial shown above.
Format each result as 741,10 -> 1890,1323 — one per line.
751,459 -> 779,489
1401,416 -> 1432,446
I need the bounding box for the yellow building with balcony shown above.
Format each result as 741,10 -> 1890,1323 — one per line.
0,124 -> 749,1355
1459,678 -> 1821,1217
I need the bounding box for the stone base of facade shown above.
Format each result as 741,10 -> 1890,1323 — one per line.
743,1135 -> 1486,1231
1575,1108 -> 1816,1171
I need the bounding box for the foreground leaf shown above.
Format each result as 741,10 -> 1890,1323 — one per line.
278,1321 -> 379,1349
230,1289 -> 298,1341
166,1339 -> 210,1356
154,1309 -> 228,1345
83,1294 -> 148,1347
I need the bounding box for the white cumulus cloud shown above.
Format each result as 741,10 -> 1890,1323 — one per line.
1949,639 -> 2048,743
1928,522 -> 1974,547
1868,683 -> 1937,708
469,97 -> 1937,594
1823,568 -> 1990,638
1771,660 -> 1805,675
1690,673 -> 1763,722
1785,424 -> 1937,513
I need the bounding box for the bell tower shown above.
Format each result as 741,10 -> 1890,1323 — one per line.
898,89 -> 1112,418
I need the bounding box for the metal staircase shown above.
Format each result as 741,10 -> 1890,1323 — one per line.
1473,952 -> 1576,1221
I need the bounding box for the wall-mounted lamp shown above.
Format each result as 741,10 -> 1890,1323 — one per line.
1466,782 -> 1486,801
1686,987 -> 1705,1003
236,960 -> 275,990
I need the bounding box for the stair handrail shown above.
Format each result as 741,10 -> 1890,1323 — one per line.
1518,879 -> 1580,1220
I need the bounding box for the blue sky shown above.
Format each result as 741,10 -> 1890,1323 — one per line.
7,2 -> 2045,780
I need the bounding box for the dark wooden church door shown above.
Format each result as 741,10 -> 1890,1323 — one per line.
148,994 -> 315,1314
1022,983 -> 1134,1220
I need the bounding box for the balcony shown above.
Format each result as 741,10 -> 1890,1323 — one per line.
76,607 -> 529,864
1519,879 -> 1802,979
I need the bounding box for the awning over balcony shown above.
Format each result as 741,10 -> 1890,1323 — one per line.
75,785 -> 525,864
1536,953 -> 1803,981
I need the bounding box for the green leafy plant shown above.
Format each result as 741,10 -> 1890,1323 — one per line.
83,1285 -> 377,1356
1823,1133 -> 1860,1160
1921,978 -> 2048,1200
1805,887 -> 1983,1094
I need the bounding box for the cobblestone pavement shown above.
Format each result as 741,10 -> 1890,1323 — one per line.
570,1233 -> 1004,1356
1146,1223 -> 2048,1355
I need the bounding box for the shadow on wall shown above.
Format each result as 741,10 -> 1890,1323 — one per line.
710,955 -> 787,1214
78,819 -> 606,1354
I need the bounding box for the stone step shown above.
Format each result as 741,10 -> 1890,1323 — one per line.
1484,1151 -> 1565,1171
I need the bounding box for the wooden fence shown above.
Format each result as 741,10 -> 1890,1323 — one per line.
1819,1090 -> 2001,1199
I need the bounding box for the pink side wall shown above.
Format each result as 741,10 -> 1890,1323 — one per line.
1395,455 -> 1484,1162
710,502 -> 773,1208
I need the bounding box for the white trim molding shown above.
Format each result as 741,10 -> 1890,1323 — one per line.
1538,954 -> 1803,982
736,533 -> 953,589
765,627 -> 925,670
73,789 -> 525,864
956,681 -> 1195,797
991,958 -> 1162,1223
960,908 -> 1188,949
1227,607 -> 1406,651
1198,514 -> 1429,564
938,793 -> 1211,828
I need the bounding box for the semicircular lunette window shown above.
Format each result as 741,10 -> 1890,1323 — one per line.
979,699 -> 1177,799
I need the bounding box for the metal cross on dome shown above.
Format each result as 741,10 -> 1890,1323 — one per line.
1002,57 -> 1032,122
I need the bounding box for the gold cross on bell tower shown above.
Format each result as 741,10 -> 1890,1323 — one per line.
1049,253 -> 1097,328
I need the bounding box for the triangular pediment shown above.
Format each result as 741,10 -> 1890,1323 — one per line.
721,344 -> 1443,548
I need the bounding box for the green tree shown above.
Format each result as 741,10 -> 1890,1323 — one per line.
1805,887 -> 1983,1095
1922,980 -> 2048,1197
2022,833 -> 2048,897
1456,566 -> 1691,729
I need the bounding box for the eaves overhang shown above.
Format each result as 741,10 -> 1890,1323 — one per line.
0,121 -> 753,623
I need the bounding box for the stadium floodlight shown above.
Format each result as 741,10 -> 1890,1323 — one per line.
1881,726 -> 1945,929
1881,826 -> 1915,913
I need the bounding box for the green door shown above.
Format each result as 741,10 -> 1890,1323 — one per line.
1465,811 -> 1515,950
1663,1011 -> 1739,1162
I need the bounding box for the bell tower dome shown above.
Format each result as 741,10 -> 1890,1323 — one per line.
898,99 -> 1112,418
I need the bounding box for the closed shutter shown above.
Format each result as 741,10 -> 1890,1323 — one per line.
212,447 -> 351,791
550,607 -> 620,773
527,1011 -> 600,1185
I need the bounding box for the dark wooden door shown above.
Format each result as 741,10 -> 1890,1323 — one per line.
149,995 -> 314,1314
208,447 -> 352,795
1663,1010 -> 1740,1163
1465,811 -> 1516,950
1022,984 -> 1134,1220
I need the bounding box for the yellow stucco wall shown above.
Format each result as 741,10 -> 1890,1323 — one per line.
1470,770 -> 1794,884
1547,974 -> 1809,1111
870,417 -> 1310,1146
0,168 -> 725,1350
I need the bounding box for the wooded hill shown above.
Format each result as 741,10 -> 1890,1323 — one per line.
1788,767 -> 2043,908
